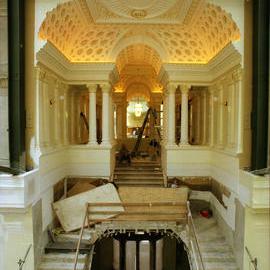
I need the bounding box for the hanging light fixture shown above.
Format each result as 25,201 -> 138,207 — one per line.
134,102 -> 143,117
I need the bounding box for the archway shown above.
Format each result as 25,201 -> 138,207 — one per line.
113,44 -> 163,160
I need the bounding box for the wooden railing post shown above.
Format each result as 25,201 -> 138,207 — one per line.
74,203 -> 88,270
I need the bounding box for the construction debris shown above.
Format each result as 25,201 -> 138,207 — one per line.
52,183 -> 124,232
67,182 -> 96,197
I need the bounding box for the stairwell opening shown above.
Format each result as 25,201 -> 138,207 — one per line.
91,231 -> 190,270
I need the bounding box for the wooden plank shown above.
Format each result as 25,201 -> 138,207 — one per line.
118,186 -> 188,203
52,184 -> 124,232
90,217 -> 186,222
88,202 -> 185,207
117,187 -> 188,222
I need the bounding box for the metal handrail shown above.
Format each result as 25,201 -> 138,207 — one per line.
245,246 -> 258,270
17,244 -> 32,270
187,201 -> 205,270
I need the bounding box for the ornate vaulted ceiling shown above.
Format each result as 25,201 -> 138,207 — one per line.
39,0 -> 240,65
38,0 -> 240,93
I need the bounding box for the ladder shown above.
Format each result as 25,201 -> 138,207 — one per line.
131,108 -> 161,157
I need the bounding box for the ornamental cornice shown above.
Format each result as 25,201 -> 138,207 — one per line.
37,42 -> 115,84
37,42 -> 242,87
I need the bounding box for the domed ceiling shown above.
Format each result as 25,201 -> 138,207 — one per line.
39,0 -> 240,66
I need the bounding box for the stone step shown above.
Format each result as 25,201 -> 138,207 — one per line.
203,261 -> 239,270
56,230 -> 92,243
114,175 -> 164,180
114,171 -> 163,175
197,235 -> 226,243
116,182 -> 163,187
202,253 -> 235,263
115,166 -> 161,171
115,180 -> 163,184
38,253 -> 87,270
41,253 -> 86,263
39,262 -> 85,270
199,245 -> 232,253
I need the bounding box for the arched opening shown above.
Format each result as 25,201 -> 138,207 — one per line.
114,44 -> 163,161
91,230 -> 190,270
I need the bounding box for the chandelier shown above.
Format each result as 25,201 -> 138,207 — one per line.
134,102 -> 143,117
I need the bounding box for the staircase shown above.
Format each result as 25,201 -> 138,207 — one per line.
38,230 -> 94,270
191,201 -> 239,270
113,159 -> 165,187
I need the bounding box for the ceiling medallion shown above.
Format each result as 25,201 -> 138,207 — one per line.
131,9 -> 147,19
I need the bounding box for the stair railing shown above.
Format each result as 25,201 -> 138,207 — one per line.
245,246 -> 258,270
187,201 -> 205,270
17,244 -> 32,270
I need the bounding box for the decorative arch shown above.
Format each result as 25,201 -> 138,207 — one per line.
110,35 -> 168,63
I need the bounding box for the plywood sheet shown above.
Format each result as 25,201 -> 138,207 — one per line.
118,186 -> 188,203
53,183 -> 124,232
117,187 -> 188,221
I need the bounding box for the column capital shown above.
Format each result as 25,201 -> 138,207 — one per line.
232,68 -> 243,82
166,83 -> 178,94
180,84 -> 191,94
100,83 -> 111,93
208,85 -> 216,95
87,84 -> 97,93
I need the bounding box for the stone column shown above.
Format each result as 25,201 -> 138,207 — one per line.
101,83 -> 111,146
217,84 -> 224,148
76,93 -> 81,143
233,69 -> 244,153
87,84 -> 97,145
63,85 -> 69,145
180,85 -> 190,146
228,82 -> 235,148
201,90 -> 207,145
122,100 -> 127,139
54,80 -> 61,146
35,67 -> 42,149
116,103 -> 122,140
70,91 -> 75,144
195,92 -> 201,144
109,92 -> 115,143
42,82 -> 50,146
162,92 -> 168,143
209,87 -> 215,147
167,84 -> 177,146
